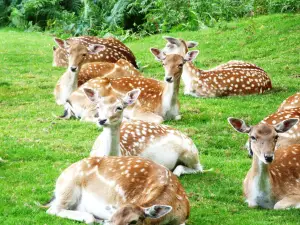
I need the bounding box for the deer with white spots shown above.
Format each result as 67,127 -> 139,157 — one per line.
54,59 -> 141,106
278,93 -> 300,112
228,117 -> 300,209
44,156 -> 190,224
60,50 -> 199,123
161,36 -> 272,97
261,108 -> 300,149
53,36 -> 138,68
83,88 -> 203,176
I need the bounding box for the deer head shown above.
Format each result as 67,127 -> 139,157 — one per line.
55,38 -> 105,73
107,204 -> 172,225
162,36 -> 198,56
83,88 -> 141,127
228,117 -> 298,164
150,48 -> 199,83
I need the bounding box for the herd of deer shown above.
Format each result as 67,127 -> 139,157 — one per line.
42,35 -> 300,224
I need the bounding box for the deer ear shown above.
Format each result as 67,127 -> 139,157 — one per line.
184,50 -> 199,62
144,205 -> 172,219
163,36 -> 181,46
123,89 -> 140,106
83,88 -> 99,102
87,44 -> 106,54
274,118 -> 299,133
150,48 -> 166,61
186,41 -> 198,48
228,117 -> 251,133
54,38 -> 68,49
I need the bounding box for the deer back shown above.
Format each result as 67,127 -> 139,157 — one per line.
278,93 -> 300,112
78,59 -> 141,86
186,61 -> 272,97
262,108 -> 300,148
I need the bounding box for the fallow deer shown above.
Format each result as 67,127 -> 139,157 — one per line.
84,88 -> 203,176
54,36 -> 138,70
61,50 -> 199,123
161,36 -> 272,97
44,156 -> 190,224
54,59 -> 141,106
262,107 -> 300,149
228,117 -> 300,209
278,93 -> 300,112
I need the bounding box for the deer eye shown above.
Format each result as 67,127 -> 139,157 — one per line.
116,106 -> 123,111
129,220 -> 138,225
275,135 -> 279,141
82,53 -> 87,57
250,136 -> 257,141
178,63 -> 183,68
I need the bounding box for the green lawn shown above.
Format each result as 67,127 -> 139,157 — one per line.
0,14 -> 300,224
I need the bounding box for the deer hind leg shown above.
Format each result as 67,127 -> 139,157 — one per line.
173,151 -> 203,177
274,196 -> 300,210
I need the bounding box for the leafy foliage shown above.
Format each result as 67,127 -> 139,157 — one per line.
0,0 -> 299,36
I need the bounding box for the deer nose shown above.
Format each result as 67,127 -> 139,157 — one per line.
264,154 -> 274,163
165,77 -> 173,83
70,66 -> 78,72
99,119 -> 107,125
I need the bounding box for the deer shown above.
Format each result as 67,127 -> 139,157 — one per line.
54,58 -> 141,106
228,117 -> 300,209
83,88 -> 203,176
53,36 -> 138,70
160,36 -> 272,97
59,50 -> 199,123
44,156 -> 190,224
277,93 -> 300,112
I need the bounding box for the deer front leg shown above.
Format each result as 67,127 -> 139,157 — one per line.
274,196 -> 300,210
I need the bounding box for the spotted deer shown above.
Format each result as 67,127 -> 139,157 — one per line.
54,59 -> 141,106
84,88 -> 203,176
228,117 -> 300,209
54,36 -> 138,70
161,36 -> 272,97
44,156 -> 190,224
261,108 -> 300,149
278,93 -> 300,112
61,50 -> 198,123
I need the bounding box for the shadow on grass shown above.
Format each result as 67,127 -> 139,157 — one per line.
0,82 -> 11,87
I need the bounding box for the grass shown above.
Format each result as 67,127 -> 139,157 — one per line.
0,13 -> 300,224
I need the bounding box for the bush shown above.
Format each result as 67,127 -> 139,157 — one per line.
1,0 -> 299,37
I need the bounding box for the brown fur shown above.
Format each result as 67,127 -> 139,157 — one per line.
49,156 -> 189,224
278,93 -> 300,112
53,36 -> 138,68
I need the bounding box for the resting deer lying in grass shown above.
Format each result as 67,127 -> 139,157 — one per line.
161,36 -> 272,97
84,88 -> 203,176
54,59 -> 141,106
61,50 -> 198,123
228,117 -> 300,209
53,36 -> 138,68
44,156 -> 190,224
278,93 -> 300,112
262,107 -> 300,149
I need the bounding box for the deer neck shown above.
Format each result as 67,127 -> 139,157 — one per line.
162,78 -> 180,116
248,154 -> 274,208
55,68 -> 80,105
100,123 -> 121,156
182,62 -> 203,89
